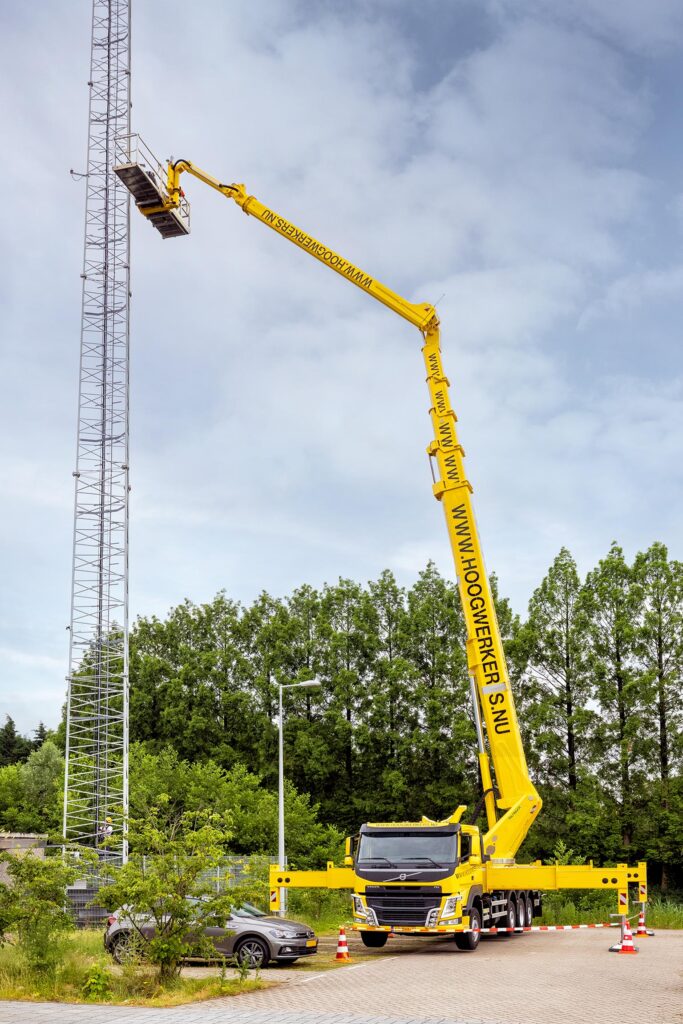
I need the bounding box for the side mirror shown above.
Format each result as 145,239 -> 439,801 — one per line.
344,835 -> 357,865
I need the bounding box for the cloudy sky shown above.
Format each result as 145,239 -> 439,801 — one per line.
1,0 -> 682,733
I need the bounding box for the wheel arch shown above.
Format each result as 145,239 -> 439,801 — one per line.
234,931 -> 272,949
464,885 -> 483,914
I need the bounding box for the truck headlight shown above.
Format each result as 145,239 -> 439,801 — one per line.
440,895 -> 462,919
352,895 -> 366,918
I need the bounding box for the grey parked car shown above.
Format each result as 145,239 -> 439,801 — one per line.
104,900 -> 318,968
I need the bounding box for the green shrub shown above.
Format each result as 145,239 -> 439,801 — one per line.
0,847 -> 94,974
81,961 -> 112,1002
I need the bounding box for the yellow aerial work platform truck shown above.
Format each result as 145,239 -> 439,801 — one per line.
115,136 -> 647,951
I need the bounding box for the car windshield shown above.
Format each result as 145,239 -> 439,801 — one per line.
231,902 -> 267,918
357,832 -> 457,866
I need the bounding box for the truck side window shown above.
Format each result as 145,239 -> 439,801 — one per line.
460,834 -> 471,861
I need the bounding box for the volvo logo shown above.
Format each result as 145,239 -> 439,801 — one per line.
399,873 -> 407,881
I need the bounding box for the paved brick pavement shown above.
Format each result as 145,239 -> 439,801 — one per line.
1,929 -> 681,1024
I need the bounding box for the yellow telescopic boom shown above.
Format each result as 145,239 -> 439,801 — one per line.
114,141 -> 541,859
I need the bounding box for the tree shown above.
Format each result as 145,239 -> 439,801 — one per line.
0,741 -> 63,834
128,744 -> 342,869
516,548 -> 592,793
579,542 -> 645,852
632,543 -> 683,887
0,716 -> 32,767
32,722 -> 48,750
401,563 -> 475,819
97,809 -> 259,984
354,570 -> 418,821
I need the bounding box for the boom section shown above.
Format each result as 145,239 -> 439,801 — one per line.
168,160 -> 437,333
120,147 -> 542,857
422,327 -> 540,853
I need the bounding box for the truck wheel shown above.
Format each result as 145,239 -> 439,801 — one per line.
360,931 -> 388,948
454,906 -> 481,951
525,895 -> 534,926
517,894 -> 527,928
499,899 -> 516,936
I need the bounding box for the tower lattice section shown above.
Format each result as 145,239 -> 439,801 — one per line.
63,0 -> 131,864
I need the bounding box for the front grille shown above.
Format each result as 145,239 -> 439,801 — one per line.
364,886 -> 442,926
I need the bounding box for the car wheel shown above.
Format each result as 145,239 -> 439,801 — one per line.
235,936 -> 270,969
110,930 -> 140,964
454,906 -> 481,951
360,931 -> 388,948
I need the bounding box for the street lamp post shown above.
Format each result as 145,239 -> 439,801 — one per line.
277,677 -> 321,917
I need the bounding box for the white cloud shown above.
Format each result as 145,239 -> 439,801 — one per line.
1,1 -> 682,731
579,264 -> 683,325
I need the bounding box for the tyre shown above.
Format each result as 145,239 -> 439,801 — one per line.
454,906 -> 481,951
525,895 -> 534,926
360,931 -> 388,948
498,898 -> 516,936
109,930 -> 141,964
234,936 -> 270,969
517,894 -> 527,928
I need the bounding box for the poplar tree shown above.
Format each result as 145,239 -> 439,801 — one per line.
579,542 -> 644,851
401,563 -> 474,819
632,543 -> 683,888
518,548 -> 591,791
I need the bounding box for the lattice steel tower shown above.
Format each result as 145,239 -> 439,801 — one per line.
63,0 -> 131,864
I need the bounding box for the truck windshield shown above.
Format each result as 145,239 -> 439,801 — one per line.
357,832 -> 457,866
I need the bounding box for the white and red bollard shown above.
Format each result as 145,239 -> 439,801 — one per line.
609,916 -> 638,954
635,904 -> 655,938
334,926 -> 351,961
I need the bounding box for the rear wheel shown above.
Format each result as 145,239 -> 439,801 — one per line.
110,930 -> 141,964
360,931 -> 388,948
525,895 -> 534,926
454,906 -> 481,951
517,895 -> 527,928
499,898 -> 516,936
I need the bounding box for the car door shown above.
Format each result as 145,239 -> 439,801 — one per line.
205,915 -> 238,956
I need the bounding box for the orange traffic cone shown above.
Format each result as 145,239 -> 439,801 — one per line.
334,926 -> 351,961
635,908 -> 654,937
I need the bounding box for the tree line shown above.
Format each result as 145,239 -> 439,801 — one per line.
1,541 -> 681,888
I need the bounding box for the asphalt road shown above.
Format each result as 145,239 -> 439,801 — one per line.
1,928 -> 681,1024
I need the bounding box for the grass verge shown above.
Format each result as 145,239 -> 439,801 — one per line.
0,930 -> 264,1006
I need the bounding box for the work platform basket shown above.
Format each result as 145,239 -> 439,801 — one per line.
114,134 -> 190,239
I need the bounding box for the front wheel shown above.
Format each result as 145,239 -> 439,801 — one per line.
360,931 -> 388,948
454,907 -> 481,951
234,936 -> 270,969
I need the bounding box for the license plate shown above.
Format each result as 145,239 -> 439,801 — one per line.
306,939 -> 317,947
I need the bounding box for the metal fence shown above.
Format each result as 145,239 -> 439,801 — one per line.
66,855 -> 276,928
